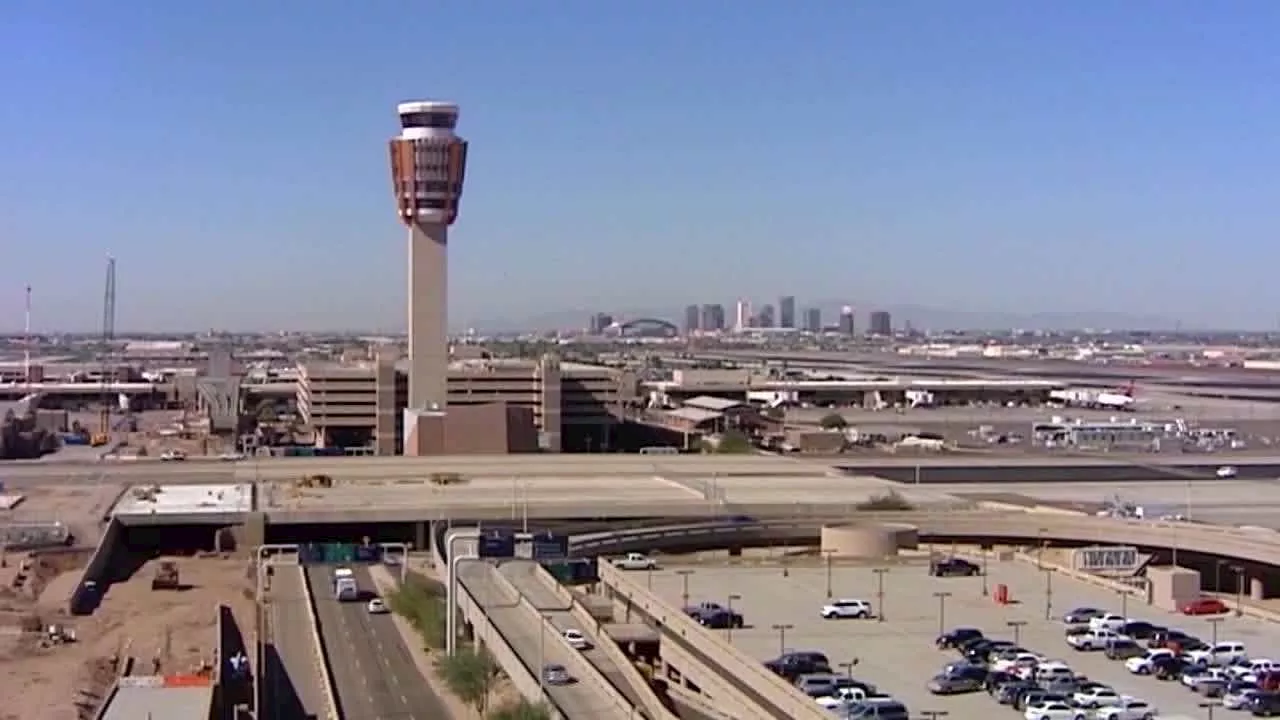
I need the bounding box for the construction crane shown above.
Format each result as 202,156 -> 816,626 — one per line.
94,257 -> 116,446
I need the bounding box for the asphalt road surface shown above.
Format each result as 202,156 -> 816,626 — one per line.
308,565 -> 449,720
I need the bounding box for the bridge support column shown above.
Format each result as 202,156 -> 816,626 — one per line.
1252,575 -> 1267,601
233,512 -> 266,551
415,521 -> 428,553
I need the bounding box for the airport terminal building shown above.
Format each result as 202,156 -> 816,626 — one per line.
296,355 -> 637,455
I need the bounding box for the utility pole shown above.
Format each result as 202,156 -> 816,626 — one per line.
99,256 -> 117,440
873,567 -> 889,622
933,592 -> 951,636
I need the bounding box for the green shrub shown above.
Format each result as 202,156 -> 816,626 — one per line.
388,571 -> 447,649
437,646 -> 498,716
487,700 -> 553,720
854,490 -> 915,511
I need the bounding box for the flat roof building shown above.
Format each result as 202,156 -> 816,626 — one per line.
296,355 -> 637,455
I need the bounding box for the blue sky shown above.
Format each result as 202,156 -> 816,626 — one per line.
4,1 -> 1280,331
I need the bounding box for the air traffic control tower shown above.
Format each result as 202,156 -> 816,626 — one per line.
388,100 -> 469,454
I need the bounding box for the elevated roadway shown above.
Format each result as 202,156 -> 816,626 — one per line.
497,560 -> 670,718
261,565 -> 333,720
307,565 -> 449,719
456,560 -> 635,718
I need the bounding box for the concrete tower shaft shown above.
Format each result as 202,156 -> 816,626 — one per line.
389,100 -> 468,417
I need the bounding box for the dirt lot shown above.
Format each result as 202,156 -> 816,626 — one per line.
0,556 -> 256,720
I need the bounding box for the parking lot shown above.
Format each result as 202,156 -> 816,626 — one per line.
646,558 -> 1280,718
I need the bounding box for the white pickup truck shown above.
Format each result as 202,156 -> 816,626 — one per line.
611,553 -> 659,571
1066,628 -> 1127,651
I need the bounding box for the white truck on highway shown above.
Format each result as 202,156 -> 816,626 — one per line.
332,567 -> 359,602
610,553 -> 659,571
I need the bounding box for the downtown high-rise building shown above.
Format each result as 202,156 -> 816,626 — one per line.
701,304 -> 726,332
778,295 -> 796,329
588,312 -> 614,335
734,299 -> 752,332
758,304 -> 776,328
388,100 -> 468,452
683,304 -> 700,334
869,310 -> 893,336
804,307 -> 822,333
838,305 -> 856,336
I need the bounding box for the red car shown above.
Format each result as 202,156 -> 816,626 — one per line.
1180,597 -> 1229,615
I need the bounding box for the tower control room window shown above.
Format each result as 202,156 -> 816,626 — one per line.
400,112 -> 456,130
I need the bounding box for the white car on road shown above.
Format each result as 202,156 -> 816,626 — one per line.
1217,465 -> 1238,479
366,598 -> 389,614
1023,701 -> 1086,720
1093,697 -> 1157,720
562,629 -> 591,650
821,599 -> 874,620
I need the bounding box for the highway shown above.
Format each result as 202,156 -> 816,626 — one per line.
263,565 -> 332,720
457,560 -> 633,718
307,565 -> 449,720
497,560 -> 658,716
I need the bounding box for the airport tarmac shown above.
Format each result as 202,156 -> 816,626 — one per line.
645,561 -> 1280,719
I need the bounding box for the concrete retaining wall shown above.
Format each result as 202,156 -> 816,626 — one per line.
598,562 -> 828,720
298,566 -> 341,720
530,563 -> 681,720
69,518 -> 122,615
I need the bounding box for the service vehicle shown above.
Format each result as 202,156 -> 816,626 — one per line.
821,598 -> 874,619
332,567 -> 359,602
610,553 -> 658,571
1184,641 -> 1248,667
1067,628 -> 1127,651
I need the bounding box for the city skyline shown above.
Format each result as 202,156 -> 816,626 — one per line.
7,2 -> 1280,331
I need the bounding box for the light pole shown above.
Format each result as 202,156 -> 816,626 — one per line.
647,564 -> 655,590
920,711 -> 949,720
873,567 -> 889,622
538,612 -> 547,690
933,592 -> 951,636
1200,700 -> 1218,720
1007,620 -> 1027,645
1119,587 -> 1128,618
981,546 -> 989,597
1208,616 -> 1224,646
823,549 -> 837,598
1042,567 -> 1054,620
726,594 -> 742,643
1232,565 -> 1245,617
676,570 -> 695,608
771,623 -> 794,655
1037,528 -> 1048,569
838,658 -> 859,680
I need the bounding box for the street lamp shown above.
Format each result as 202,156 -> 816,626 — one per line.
1208,617 -> 1225,646
1118,587 -> 1129,618
676,569 -> 695,608
1232,565 -> 1245,616
1037,528 -> 1048,569
980,545 -> 989,597
1200,700 -> 1218,720
838,659 -> 859,679
933,592 -> 952,636
771,623 -> 794,655
873,567 -> 890,623
823,549 -> 838,598
726,594 -> 742,642
1006,620 -> 1027,645
920,711 -> 950,720
538,612 -> 548,690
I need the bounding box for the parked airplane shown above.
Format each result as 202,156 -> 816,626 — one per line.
1048,381 -> 1136,411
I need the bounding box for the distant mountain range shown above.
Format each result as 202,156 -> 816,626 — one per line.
471,303 -> 1184,333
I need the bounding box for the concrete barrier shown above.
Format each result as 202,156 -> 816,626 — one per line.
213,604 -> 225,720
664,682 -> 740,720
298,566 -> 341,720
530,563 -> 681,720
453,571 -> 565,719
69,517 -> 122,615
598,562 -> 829,720
488,564 -> 638,718
645,627 -> 758,718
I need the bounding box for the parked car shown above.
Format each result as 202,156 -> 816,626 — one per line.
1185,642 -> 1248,667
1104,639 -> 1146,661
996,681 -> 1039,705
1062,607 -> 1104,625
764,651 -> 830,681
1181,597 -> 1230,615
1016,690 -> 1069,712
1224,682 -> 1262,710
682,601 -> 724,616
1118,621 -> 1164,640
1022,700 -> 1087,720
936,627 -> 984,649
1152,654 -> 1190,681
1072,686 -> 1122,708
927,665 -> 987,695
1093,697 -> 1158,720
929,557 -> 981,577
1147,629 -> 1200,650
695,608 -> 744,629
1248,691 -> 1280,716
1089,613 -> 1128,632
1229,659 -> 1280,683
822,598 -> 874,620
1067,628 -> 1127,651
610,553 -> 659,571
794,673 -> 840,697
1126,648 -> 1175,675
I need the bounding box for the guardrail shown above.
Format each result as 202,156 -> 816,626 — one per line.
298,566 -> 341,720
598,562 -> 829,720
69,518 -> 122,615
488,563 -> 640,719
529,563 -> 681,720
